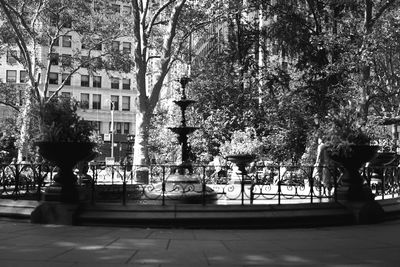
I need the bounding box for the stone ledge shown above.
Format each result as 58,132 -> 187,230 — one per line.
1,198 -> 399,229
77,202 -> 354,228
0,199 -> 39,219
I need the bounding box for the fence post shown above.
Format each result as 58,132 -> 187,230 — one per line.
250,171 -> 256,205
381,166 -> 385,200
122,166 -> 127,205
91,164 -> 97,205
241,172 -> 245,205
200,166 -> 205,206
391,166 -> 396,199
309,166 -> 314,204
14,163 -> 20,200
162,166 -> 166,206
37,164 -> 42,201
277,167 -> 281,205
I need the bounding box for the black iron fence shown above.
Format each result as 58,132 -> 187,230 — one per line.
0,162 -> 399,205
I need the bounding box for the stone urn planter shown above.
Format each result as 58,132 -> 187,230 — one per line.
226,154 -> 255,175
226,154 -> 256,184
36,142 -> 95,203
328,145 -> 379,201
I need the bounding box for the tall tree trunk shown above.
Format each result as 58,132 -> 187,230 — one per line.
359,0 -> 396,122
130,0 -> 186,167
17,89 -> 33,162
133,111 -> 151,165
359,0 -> 373,123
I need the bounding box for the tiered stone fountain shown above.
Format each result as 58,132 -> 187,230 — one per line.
168,77 -> 198,179
146,77 -> 217,203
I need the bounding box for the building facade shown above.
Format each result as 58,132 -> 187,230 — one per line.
0,0 -> 137,163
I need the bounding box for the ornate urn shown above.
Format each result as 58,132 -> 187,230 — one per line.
37,142 -> 96,203
329,145 -> 379,201
226,154 -> 256,175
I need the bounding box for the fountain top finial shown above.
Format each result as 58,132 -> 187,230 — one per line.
177,77 -> 191,99
179,76 -> 191,88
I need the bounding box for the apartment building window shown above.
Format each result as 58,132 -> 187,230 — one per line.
122,6 -> 132,15
6,70 -> 17,83
109,122 -> 123,134
81,56 -> 89,68
122,42 -> 131,54
62,73 -> 71,86
93,94 -> 101,109
94,39 -> 102,51
122,78 -> 131,90
62,17 -> 72,28
80,93 -> 89,109
81,75 -> 89,87
53,37 -> 59,46
112,41 -> 120,52
123,62 -> 131,73
122,96 -> 130,111
20,71 -> 28,83
61,92 -> 71,98
94,57 -> 103,69
50,53 -> 59,65
62,35 -> 72,47
112,4 -> 120,13
49,72 -> 58,84
123,122 -> 130,134
111,95 -> 119,110
90,121 -> 101,132
50,14 -> 58,26
61,54 -> 72,67
116,122 -> 122,134
7,50 -> 18,64
95,43 -> 102,51
93,76 -> 101,88
111,77 -> 120,89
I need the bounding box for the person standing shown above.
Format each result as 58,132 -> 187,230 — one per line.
314,139 -> 334,192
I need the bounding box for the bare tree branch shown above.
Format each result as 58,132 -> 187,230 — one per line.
0,0 -> 35,88
149,0 -> 186,109
146,0 -> 176,36
370,0 -> 398,29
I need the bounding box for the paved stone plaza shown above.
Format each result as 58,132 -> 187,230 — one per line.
0,218 -> 399,266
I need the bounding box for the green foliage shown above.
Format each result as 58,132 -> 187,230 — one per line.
148,108 -> 179,163
39,97 -> 99,144
0,117 -> 18,163
322,110 -> 371,157
219,128 -> 263,157
264,116 -> 309,164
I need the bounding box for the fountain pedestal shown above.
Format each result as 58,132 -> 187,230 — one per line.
329,145 -> 385,224
145,77 -> 216,203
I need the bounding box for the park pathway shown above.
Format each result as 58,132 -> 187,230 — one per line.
0,218 -> 399,266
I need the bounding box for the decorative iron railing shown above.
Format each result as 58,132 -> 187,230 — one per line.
0,163 -> 399,205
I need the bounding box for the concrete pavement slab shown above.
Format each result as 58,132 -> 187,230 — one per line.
221,240 -> 291,252
146,229 -> 196,240
167,239 -> 229,252
106,238 -> 169,250
205,250 -> 277,266
0,260 -> 73,267
0,218 -> 399,266
129,249 -> 209,265
53,248 -> 137,264
192,229 -> 242,240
